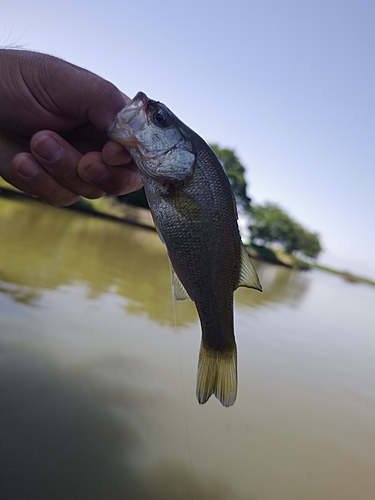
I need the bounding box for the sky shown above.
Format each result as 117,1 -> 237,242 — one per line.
2,0 -> 375,278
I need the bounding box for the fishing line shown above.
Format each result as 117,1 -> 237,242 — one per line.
168,259 -> 194,476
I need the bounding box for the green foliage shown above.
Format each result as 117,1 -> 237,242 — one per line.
210,144 -> 251,211
289,254 -> 311,270
249,202 -> 322,259
247,242 -> 280,263
294,228 -> 322,259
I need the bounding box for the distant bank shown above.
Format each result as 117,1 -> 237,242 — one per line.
1,181 -> 374,288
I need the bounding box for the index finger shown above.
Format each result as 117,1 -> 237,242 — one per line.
30,131 -> 105,199
77,149 -> 142,196
101,141 -> 136,167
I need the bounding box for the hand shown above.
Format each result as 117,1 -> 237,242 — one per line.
0,49 -> 142,206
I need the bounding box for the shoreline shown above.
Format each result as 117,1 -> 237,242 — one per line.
0,184 -> 154,231
1,184 -> 374,287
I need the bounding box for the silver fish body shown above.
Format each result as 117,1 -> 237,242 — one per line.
108,92 -> 261,406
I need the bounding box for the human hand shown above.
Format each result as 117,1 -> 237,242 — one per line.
0,49 -> 142,206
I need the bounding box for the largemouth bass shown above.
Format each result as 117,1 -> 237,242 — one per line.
108,92 -> 262,406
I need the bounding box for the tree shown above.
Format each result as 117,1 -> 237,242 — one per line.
249,202 -> 322,259
210,144 -> 251,211
295,230 -> 322,259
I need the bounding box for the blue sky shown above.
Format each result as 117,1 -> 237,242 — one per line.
3,0 -> 375,278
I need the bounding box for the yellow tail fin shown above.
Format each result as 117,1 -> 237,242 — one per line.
196,344 -> 237,407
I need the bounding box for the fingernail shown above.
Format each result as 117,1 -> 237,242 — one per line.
33,135 -> 62,163
15,158 -> 40,178
81,163 -> 109,183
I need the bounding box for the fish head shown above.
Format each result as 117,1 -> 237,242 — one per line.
108,92 -> 195,183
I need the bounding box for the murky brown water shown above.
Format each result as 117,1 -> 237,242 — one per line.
1,195 -> 375,500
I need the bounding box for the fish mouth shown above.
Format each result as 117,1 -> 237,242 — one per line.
108,92 -> 173,159
107,91 -> 149,147
108,92 -> 191,183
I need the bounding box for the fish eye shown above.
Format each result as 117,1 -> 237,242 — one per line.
153,108 -> 170,127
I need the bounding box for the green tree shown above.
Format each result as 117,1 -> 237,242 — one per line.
296,229 -> 322,259
210,144 -> 251,211
249,202 -> 322,259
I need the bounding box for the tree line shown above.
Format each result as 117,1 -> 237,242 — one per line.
117,144 -> 322,260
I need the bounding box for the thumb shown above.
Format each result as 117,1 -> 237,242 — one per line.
34,52 -> 128,130
85,81 -> 128,130
4,50 -> 128,133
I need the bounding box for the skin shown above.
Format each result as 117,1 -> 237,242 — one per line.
0,49 -> 142,206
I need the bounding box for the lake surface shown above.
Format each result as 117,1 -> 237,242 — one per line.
1,195 -> 375,500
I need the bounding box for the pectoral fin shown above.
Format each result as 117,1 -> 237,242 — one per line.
237,244 -> 262,291
171,265 -> 191,301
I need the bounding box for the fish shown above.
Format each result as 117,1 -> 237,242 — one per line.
108,92 -> 262,406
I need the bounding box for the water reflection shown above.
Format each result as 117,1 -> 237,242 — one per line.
0,197 -> 193,325
236,261 -> 311,309
0,280 -> 40,305
0,345 -> 241,500
2,196 -> 375,500
0,196 -> 310,325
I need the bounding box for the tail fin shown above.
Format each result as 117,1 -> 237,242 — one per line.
196,343 -> 237,407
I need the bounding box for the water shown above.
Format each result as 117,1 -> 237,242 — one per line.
1,195 -> 375,500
